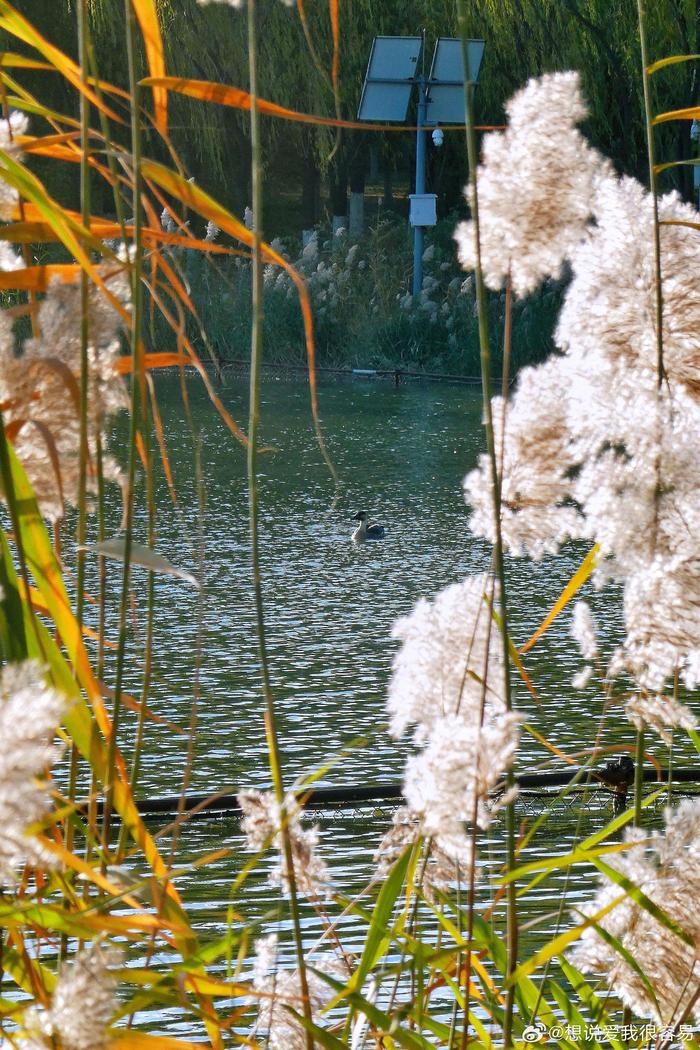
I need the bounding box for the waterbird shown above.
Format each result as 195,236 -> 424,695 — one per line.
594,755 -> 635,815
352,511 -> 386,542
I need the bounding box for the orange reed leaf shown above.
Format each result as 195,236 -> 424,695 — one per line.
115,351 -> 190,373
659,218 -> 700,231
135,428 -> 149,472
509,640 -> 539,703
17,130 -> 81,154
522,722 -> 578,766
151,246 -> 196,315
100,682 -> 185,732
6,193 -> 130,327
149,281 -> 249,448
0,51 -> 53,70
0,263 -> 81,291
329,0 -> 339,96
653,104 -> 700,124
132,0 -> 168,136
1,211 -> 245,259
0,219 -> 58,242
519,545 -> 599,654
141,76 -> 503,134
141,75 -> 411,132
39,839 -> 151,913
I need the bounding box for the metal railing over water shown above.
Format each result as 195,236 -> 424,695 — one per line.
86,765 -> 700,823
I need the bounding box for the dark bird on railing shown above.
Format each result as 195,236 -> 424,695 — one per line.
352,511 -> 386,542
594,755 -> 635,814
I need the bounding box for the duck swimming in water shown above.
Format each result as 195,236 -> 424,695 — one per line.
352,511 -> 386,542
594,755 -> 635,815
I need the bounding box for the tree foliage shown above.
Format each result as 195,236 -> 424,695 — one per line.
6,0 -> 700,229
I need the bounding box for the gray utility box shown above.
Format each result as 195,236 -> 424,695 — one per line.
409,193 -> 438,227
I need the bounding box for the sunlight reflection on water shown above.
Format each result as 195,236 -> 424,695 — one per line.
74,373 -> 686,1036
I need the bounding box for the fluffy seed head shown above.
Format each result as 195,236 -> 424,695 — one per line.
455,72 -> 609,296
387,575 -> 520,865
22,942 -> 121,1050
238,788 -> 329,897
571,800 -> 700,1025
0,267 -> 130,521
388,574 -> 506,740
253,935 -> 340,1050
624,693 -> 696,745
0,661 -> 67,884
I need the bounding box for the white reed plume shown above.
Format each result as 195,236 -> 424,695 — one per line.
0,265 -> 130,522
455,72 -> 610,297
0,661 -> 66,885
204,219 -> 220,242
558,177 -> 700,397
0,112 -> 28,272
571,799 -> 700,1026
387,575 -> 520,865
403,711 -> 520,864
464,356 -> 582,560
388,575 -> 505,739
571,602 -> 597,662
0,111 -> 30,220
375,807 -> 470,900
460,73 -> 700,697
21,942 -> 122,1049
572,666 -> 594,690
238,788 -> 329,897
613,555 -> 700,693
252,934 -> 339,1050
624,693 -> 695,745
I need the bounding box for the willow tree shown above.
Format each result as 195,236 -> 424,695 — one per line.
6,0 -> 699,232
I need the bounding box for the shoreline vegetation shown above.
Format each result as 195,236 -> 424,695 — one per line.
173,215 -> 564,376
0,1 -> 698,1048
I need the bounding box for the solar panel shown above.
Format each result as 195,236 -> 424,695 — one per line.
357,36 -> 422,122
425,38 -> 485,125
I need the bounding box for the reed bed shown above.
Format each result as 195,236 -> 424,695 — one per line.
170,214 -> 562,375
0,2 -> 698,1048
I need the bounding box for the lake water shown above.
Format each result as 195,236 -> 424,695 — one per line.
80,372 -> 689,1038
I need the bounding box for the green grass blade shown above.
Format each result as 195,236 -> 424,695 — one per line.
346,845 -> 412,993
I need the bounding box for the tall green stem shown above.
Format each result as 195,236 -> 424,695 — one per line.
246,3 -> 313,1046
65,0 -> 91,870
637,0 -> 665,388
101,0 -> 144,849
634,727 -> 645,823
635,0 -> 664,827
457,5 -> 517,1047
75,0 -> 91,637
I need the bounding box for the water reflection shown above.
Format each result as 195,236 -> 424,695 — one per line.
89,373 -> 666,799
74,373 -> 686,1035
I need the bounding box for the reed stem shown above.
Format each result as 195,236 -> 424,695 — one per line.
457,5 -> 517,1046
636,0 -> 665,388
247,3 -> 313,1045
101,0 -> 144,849
64,0 -> 92,874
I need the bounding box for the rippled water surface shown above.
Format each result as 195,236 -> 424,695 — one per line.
79,373 -> 690,1036
94,373 -> 647,794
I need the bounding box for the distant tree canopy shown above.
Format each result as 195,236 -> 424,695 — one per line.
5,0 -> 700,235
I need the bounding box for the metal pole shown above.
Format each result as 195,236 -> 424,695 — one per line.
412,75 -> 428,296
